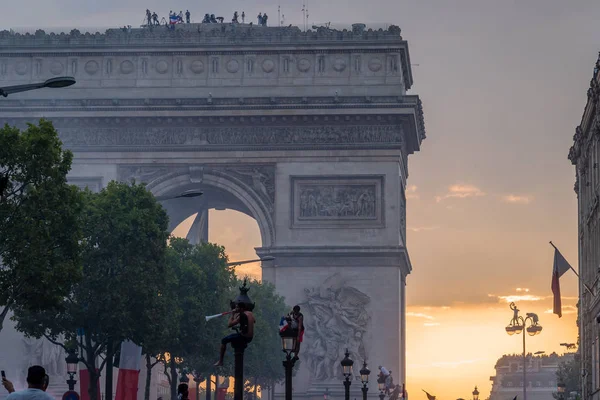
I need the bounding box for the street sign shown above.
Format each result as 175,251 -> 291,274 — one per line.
63,391 -> 80,400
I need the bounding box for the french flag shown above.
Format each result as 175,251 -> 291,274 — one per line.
115,341 -> 142,400
279,316 -> 289,332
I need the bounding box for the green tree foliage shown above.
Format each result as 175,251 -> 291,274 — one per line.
13,181 -> 170,400
553,355 -> 581,400
0,120 -> 82,332
147,238 -> 234,400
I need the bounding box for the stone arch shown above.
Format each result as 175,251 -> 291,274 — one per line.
146,167 -> 275,247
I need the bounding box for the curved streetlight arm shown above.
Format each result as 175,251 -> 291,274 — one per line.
0,82 -> 45,97
226,256 -> 275,267
0,77 -> 76,97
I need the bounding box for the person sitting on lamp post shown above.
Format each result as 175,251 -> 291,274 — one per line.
287,305 -> 304,361
214,302 -> 255,366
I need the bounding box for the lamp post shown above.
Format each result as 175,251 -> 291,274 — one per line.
65,348 -> 79,391
232,280 -> 255,400
280,328 -> 297,400
340,349 -> 354,400
0,76 -> 76,97
472,386 -> 479,400
505,302 -> 543,400
378,378 -> 386,400
359,361 -> 370,400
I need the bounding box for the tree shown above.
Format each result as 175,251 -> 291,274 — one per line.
240,279 -> 288,397
553,355 -> 581,400
147,238 -> 234,400
13,181 -> 170,400
0,120 -> 82,332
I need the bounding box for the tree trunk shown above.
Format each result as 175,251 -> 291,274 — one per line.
105,339 -> 114,400
85,335 -> 100,400
169,359 -> 178,400
253,379 -> 257,400
0,305 -> 10,333
195,379 -> 200,400
144,354 -> 153,400
205,375 -> 211,400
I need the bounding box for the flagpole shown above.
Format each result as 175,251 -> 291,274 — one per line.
549,241 -> 594,296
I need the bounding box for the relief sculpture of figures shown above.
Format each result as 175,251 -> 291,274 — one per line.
299,185 -> 376,219
22,337 -> 66,378
302,273 -> 371,381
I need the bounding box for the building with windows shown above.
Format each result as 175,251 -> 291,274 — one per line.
489,353 -> 573,400
569,54 -> 600,400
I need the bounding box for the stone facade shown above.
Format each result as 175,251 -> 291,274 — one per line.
0,22 -> 425,400
569,54 -> 600,400
489,353 -> 573,400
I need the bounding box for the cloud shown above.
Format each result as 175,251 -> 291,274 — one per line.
409,226 -> 440,232
544,305 -> 577,315
407,312 -> 435,320
430,359 -> 479,369
424,322 -> 441,327
516,288 -> 530,292
490,294 -> 545,303
436,184 -> 485,202
406,185 -> 419,199
502,195 -> 534,205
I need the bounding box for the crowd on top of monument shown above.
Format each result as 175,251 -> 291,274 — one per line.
144,8 -> 269,27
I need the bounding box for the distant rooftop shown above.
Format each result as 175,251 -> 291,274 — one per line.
0,22 -> 403,48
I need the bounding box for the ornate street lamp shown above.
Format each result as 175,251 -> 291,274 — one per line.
472,386 -> 479,400
505,303 -> 542,400
280,327 -> 297,400
340,349 -> 354,400
359,361 -> 370,400
65,348 -> 79,391
232,279 -> 254,400
378,377 -> 386,400
0,76 -> 76,97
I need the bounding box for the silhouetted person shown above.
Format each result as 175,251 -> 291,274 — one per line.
185,10 -> 190,23
241,11 -> 245,23
262,13 -> 268,26
288,305 -> 304,360
214,302 -> 255,366
232,11 -> 239,23
2,367 -> 53,400
152,12 -> 159,25
146,9 -> 152,26
177,384 -> 189,400
258,13 -> 263,25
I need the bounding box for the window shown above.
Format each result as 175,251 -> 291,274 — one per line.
212,58 -> 219,73
318,55 -> 325,72
247,59 -> 254,74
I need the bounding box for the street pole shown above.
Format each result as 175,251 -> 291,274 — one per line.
232,341 -> 246,400
361,385 -> 368,400
522,329 -> 527,400
344,377 -> 351,400
282,353 -> 295,400
379,391 -> 385,400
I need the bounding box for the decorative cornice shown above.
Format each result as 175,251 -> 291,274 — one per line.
0,24 -> 403,48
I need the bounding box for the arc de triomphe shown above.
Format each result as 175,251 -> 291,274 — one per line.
0,23 -> 425,399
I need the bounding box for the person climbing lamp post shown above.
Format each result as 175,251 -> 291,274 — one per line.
340,349 -> 354,400
505,302 -> 543,400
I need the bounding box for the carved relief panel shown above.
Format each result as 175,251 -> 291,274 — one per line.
291,176 -> 384,228
302,273 -> 371,381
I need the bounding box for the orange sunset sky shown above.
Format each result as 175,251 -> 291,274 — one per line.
5,0 -> 600,398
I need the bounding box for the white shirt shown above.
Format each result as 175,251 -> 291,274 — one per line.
6,389 -> 54,400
